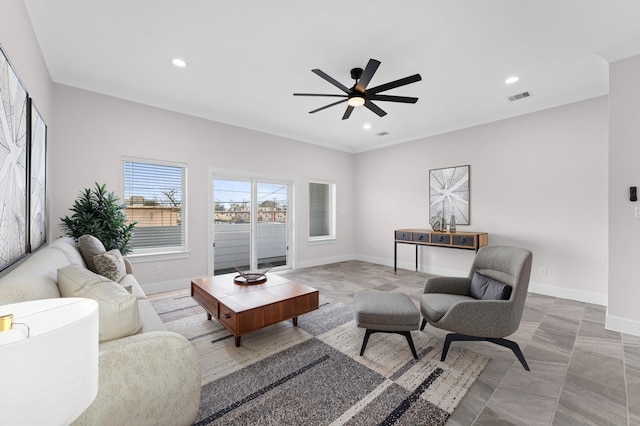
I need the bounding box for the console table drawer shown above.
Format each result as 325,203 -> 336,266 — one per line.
453,235 -> 476,247
218,302 -> 238,332
432,234 -> 451,245
395,231 -> 412,241
412,232 -> 430,243
192,285 -> 219,319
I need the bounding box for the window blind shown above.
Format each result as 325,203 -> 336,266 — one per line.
122,159 -> 187,251
309,181 -> 333,238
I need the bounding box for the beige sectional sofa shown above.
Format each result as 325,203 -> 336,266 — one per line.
0,236 -> 201,425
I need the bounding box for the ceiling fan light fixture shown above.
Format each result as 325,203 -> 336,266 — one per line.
294,59 -> 421,120
348,96 -> 365,107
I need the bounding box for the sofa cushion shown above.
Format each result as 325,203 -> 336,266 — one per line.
119,274 -> 146,299
57,264 -> 142,342
78,235 -> 107,273
469,272 -> 513,300
0,248 -> 65,304
137,299 -> 168,332
93,249 -> 127,282
48,236 -> 87,267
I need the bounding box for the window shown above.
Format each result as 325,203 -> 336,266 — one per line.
309,180 -> 335,241
212,177 -> 290,275
122,158 -> 187,254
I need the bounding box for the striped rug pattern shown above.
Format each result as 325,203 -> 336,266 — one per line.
151,293 -> 488,425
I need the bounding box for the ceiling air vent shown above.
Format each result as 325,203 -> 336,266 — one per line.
376,131 -> 389,137
508,91 -> 531,102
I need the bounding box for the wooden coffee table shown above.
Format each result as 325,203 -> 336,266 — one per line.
191,273 -> 319,347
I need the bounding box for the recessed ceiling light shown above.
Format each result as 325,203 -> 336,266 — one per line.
172,58 -> 187,68
363,123 -> 372,130
505,76 -> 519,85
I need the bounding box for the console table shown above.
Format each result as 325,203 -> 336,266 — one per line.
394,229 -> 488,273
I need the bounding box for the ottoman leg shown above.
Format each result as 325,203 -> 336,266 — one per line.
360,329 -> 419,359
401,331 -> 419,359
360,329 -> 373,356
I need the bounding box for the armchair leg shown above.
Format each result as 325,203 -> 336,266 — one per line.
441,333 -> 530,371
441,333 -> 455,362
420,318 -> 427,331
487,337 -> 530,371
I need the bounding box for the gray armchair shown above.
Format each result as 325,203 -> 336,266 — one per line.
420,245 -> 533,370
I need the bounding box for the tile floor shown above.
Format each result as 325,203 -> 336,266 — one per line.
275,260 -> 640,426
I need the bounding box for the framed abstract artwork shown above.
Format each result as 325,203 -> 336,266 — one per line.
29,98 -> 47,252
0,45 -> 29,270
429,165 -> 470,226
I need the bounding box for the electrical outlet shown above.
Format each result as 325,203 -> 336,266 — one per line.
156,265 -> 164,274
635,207 -> 640,218
538,267 -> 547,277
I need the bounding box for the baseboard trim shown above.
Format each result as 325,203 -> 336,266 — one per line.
528,282 -> 607,306
353,254 -> 390,268
606,313 -> 640,337
295,254 -> 355,269
142,279 -> 190,295
355,254 -> 468,278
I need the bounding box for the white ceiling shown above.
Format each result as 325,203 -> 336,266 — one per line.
23,0 -> 640,153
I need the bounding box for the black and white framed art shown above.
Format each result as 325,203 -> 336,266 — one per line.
429,165 -> 470,225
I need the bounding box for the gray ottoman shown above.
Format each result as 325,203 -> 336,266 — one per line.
353,290 -> 421,359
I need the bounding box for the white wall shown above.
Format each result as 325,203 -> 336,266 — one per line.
608,54 -> 640,335
0,0 -> 52,127
50,84 -> 355,291
5,0 -> 640,335
355,96 -> 609,305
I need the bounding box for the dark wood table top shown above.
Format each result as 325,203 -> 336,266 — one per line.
191,273 -> 318,313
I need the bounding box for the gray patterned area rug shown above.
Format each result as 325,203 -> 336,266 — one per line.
150,293 -> 488,426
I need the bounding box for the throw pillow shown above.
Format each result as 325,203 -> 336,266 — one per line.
57,264 -> 142,342
469,272 -> 513,300
93,249 -> 126,282
77,235 -> 107,273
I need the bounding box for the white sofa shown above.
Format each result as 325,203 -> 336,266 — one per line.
0,237 -> 201,425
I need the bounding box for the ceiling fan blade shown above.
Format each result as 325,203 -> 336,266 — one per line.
355,59 -> 381,93
342,105 -> 354,120
368,74 -> 422,94
368,94 -> 419,103
294,93 -> 348,98
364,100 -> 387,117
312,69 -> 351,93
309,98 -> 348,114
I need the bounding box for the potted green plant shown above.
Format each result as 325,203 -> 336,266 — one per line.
60,182 -> 137,255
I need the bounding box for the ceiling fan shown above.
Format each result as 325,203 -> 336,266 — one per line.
293,58 -> 421,120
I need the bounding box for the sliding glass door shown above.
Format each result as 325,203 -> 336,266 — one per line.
212,177 -> 289,275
